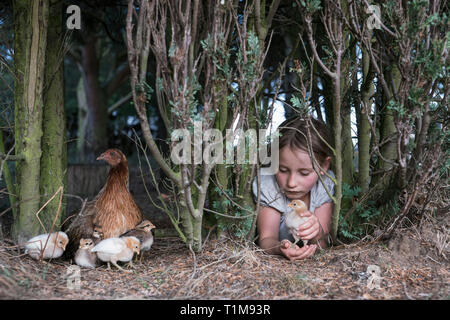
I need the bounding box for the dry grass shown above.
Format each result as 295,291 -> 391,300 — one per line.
1,225 -> 449,300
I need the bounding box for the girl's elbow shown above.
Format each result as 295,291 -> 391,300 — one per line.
258,237 -> 280,255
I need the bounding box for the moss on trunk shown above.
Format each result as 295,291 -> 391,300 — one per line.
13,0 -> 49,242
40,0 -> 66,231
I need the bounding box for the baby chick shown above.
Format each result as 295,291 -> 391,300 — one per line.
120,220 -> 155,262
24,231 -> 69,260
92,224 -> 104,245
285,199 -> 310,248
74,238 -> 98,269
90,236 -> 140,272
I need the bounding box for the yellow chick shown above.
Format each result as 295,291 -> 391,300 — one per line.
24,231 -> 69,260
286,199 -> 310,247
120,220 -> 155,262
74,238 -> 98,269
92,225 -> 104,245
90,236 -> 140,272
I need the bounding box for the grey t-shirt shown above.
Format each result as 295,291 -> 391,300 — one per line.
252,170 -> 335,242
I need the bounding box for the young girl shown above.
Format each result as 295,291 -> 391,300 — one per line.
252,117 -> 335,261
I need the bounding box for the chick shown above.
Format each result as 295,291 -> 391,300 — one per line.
92,224 -> 104,245
74,238 -> 98,269
120,220 -> 156,262
285,199 -> 310,248
90,236 -> 140,272
24,231 -> 69,260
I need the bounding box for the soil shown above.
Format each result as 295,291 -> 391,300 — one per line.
0,166 -> 448,300
0,219 -> 448,300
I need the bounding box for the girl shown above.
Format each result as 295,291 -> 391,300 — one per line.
252,117 -> 335,261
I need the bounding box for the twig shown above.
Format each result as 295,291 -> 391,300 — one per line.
0,151 -> 24,162
188,244 -> 197,280
34,186 -> 64,234
130,129 -> 187,242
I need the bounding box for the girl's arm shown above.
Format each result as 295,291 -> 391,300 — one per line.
257,206 -> 283,255
258,206 -> 318,260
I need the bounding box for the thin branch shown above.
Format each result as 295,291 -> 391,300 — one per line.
0,152 -> 25,161
304,16 -> 336,79
104,63 -> 130,97
107,92 -> 133,114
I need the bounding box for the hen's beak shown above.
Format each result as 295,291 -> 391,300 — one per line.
96,153 -> 106,161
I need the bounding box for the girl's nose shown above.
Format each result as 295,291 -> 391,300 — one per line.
287,174 -> 297,188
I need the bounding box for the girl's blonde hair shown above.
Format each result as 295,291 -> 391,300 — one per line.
278,117 -> 333,165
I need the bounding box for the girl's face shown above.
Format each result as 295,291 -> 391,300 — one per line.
275,146 -> 330,201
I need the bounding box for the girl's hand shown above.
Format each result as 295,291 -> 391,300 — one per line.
297,211 -> 321,243
280,239 -> 317,261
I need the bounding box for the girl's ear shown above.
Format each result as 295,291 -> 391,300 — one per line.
321,156 -> 332,174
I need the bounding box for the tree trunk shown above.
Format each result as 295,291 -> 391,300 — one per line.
76,77 -> 88,161
322,74 -> 334,130
207,93 -> 229,236
375,67 -> 399,186
80,36 -> 108,162
13,0 -> 49,243
330,73 -> 343,242
239,108 -> 258,240
340,93 -> 352,208
340,30 -> 353,194
40,0 -> 66,230
357,47 -> 373,192
0,130 -> 17,220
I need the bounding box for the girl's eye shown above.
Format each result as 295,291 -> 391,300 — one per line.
299,171 -> 311,176
279,168 -> 288,173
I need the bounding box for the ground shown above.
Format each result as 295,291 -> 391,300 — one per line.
0,222 -> 448,300
0,166 -> 448,299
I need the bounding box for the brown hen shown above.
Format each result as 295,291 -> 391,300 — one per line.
93,149 -> 143,238
64,149 -> 143,257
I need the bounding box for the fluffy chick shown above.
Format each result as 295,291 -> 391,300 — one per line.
120,220 -> 155,262
90,236 -> 140,272
24,231 -> 69,260
92,225 -> 104,245
285,199 -> 309,248
74,238 -> 98,269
